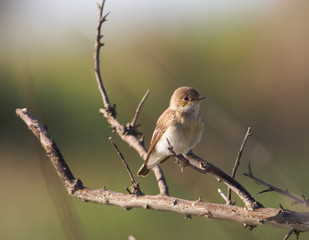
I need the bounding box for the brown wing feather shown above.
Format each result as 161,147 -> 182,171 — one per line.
137,109 -> 175,176
146,109 -> 175,159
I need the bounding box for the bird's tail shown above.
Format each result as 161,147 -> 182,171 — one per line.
137,164 -> 150,176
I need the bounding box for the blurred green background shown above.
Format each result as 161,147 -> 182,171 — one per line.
1,0 -> 309,239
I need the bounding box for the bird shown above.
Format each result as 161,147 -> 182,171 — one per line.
137,86 -> 205,176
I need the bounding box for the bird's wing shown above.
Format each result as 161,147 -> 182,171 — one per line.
146,109 -> 175,161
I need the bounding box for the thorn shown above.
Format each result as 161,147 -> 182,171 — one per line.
199,211 -> 212,218
248,160 -> 252,175
243,223 -> 256,231
192,196 -> 203,206
173,200 -> 178,206
126,187 -> 131,194
184,215 -> 192,219
257,188 -> 274,194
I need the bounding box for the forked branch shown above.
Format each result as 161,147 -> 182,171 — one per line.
94,0 -> 168,196
166,139 -> 262,210
15,0 -> 309,238
15,108 -> 309,232
244,161 -> 309,207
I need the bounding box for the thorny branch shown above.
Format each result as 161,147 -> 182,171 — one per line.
94,0 -> 113,115
166,138 -> 263,210
16,0 -> 309,239
244,161 -> 309,207
16,108 -> 309,233
94,0 -> 169,196
226,127 -> 252,205
109,137 -> 143,196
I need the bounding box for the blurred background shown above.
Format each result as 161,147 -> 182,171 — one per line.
1,0 -> 309,239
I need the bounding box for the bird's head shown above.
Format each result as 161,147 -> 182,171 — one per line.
170,86 -> 205,111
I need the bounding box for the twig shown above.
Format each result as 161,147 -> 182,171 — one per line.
166,138 -> 263,210
16,108 -> 309,232
125,89 -> 150,137
94,0 -> 114,115
227,127 -> 252,205
283,229 -> 294,240
131,89 -> 150,127
244,161 -> 309,207
94,0 -> 169,195
218,189 -> 228,202
283,229 -> 302,240
109,137 -> 143,195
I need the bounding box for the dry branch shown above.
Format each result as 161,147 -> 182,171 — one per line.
15,108 -> 309,232
166,138 -> 262,210
94,1 -> 168,196
109,137 -> 143,196
244,161 -> 309,207
227,127 -> 252,205
15,1 -> 309,238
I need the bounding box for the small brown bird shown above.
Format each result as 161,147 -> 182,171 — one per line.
137,86 -> 205,176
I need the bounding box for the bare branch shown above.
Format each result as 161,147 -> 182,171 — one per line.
16,109 -> 309,232
94,1 -> 169,195
227,127 -> 252,205
109,137 -> 143,196
283,229 -> 302,240
94,0 -> 114,115
244,161 -> 309,207
166,138 -> 262,210
283,229 -> 294,240
15,108 -> 83,194
218,188 -> 228,202
124,89 -> 150,137
131,89 -> 150,128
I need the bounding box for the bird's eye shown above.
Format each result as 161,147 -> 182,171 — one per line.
183,97 -> 189,101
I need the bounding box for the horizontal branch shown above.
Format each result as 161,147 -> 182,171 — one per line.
16,107 -> 309,233
73,188 -> 309,232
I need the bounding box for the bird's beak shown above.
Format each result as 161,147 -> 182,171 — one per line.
193,96 -> 206,101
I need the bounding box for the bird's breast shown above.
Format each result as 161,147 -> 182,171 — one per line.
156,111 -> 203,155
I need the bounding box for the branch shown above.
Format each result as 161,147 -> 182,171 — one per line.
15,108 -> 309,232
130,89 -> 150,128
94,1 -> 169,196
283,229 -> 302,240
15,108 -> 83,194
226,127 -> 252,205
166,138 -> 262,210
124,89 -> 150,137
94,0 -> 113,115
244,161 -> 309,207
109,137 -> 143,196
